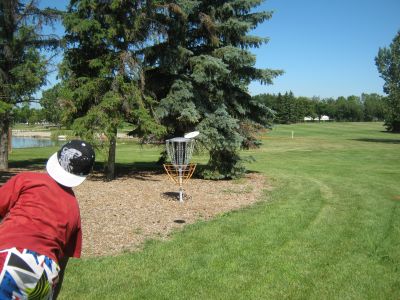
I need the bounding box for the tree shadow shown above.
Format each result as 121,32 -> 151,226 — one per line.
379,130 -> 400,134
1,160 -> 261,185
9,158 -> 48,169
86,162 -> 163,182
1,160 -> 174,184
352,138 -> 400,144
0,159 -> 48,184
0,171 -> 19,184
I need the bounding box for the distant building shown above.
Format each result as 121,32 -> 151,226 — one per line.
304,115 -> 330,122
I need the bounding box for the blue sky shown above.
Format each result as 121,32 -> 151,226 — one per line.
39,0 -> 400,99
249,0 -> 400,98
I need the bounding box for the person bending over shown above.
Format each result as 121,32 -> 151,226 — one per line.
0,140 -> 95,299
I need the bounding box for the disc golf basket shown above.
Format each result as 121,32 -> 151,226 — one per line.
163,132 -> 198,202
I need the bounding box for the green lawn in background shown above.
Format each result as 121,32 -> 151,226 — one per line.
8,122 -> 400,299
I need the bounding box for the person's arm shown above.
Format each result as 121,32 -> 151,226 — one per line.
53,257 -> 69,299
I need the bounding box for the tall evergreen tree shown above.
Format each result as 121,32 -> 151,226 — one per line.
375,30 -> 400,132
277,91 -> 297,124
0,0 -> 59,170
60,0 -> 164,180
145,0 -> 282,179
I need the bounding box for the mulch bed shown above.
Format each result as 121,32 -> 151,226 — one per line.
1,168 -> 268,258
76,171 -> 268,257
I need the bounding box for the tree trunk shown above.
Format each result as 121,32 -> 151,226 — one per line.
8,127 -> 12,153
106,135 -> 116,181
0,117 -> 10,170
1,0 -> 16,171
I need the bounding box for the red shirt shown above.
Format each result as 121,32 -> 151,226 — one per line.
0,172 -> 82,263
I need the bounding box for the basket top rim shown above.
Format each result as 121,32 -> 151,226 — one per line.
166,137 -> 192,142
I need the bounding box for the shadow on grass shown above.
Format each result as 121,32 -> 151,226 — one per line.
1,160 -> 261,185
1,160 -> 163,185
0,171 -> 19,184
352,138 -> 400,144
9,158 -> 48,169
0,159 -> 48,184
86,161 -> 163,182
90,162 -> 261,181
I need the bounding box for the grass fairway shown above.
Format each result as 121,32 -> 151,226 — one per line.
11,122 -> 400,299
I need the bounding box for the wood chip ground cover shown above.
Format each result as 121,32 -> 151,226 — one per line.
1,168 -> 267,258
75,172 -> 267,257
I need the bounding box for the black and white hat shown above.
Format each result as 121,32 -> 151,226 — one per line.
46,140 -> 95,187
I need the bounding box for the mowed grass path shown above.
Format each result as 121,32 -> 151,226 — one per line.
10,122 -> 400,299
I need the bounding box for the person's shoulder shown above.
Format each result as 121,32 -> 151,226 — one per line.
15,171 -> 47,180
1,171 -> 46,188
12,172 -> 75,194
14,171 -> 44,175
14,171 -> 56,186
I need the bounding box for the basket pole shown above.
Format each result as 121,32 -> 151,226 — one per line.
178,166 -> 183,202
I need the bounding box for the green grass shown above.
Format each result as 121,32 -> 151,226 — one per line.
8,122 -> 400,299
12,123 -> 56,131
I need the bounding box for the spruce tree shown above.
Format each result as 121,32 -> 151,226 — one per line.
60,0 -> 164,180
0,0 -> 59,170
145,0 -> 282,179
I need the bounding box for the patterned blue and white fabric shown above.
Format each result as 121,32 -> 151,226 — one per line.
0,248 -> 59,300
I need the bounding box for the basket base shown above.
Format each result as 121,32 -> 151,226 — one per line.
163,163 -> 197,185
163,164 -> 197,202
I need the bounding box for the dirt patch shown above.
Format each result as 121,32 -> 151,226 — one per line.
2,168 -> 268,258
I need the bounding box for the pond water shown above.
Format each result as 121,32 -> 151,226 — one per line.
12,137 -> 59,149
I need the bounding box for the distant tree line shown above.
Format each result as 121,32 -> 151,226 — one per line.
12,104 -> 47,125
252,92 -> 387,124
